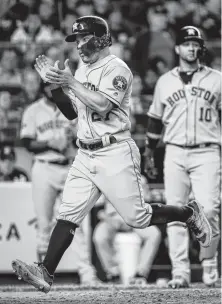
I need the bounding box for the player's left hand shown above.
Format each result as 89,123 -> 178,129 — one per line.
45,59 -> 74,87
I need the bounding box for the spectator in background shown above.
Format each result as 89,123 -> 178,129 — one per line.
121,0 -> 148,34
92,0 -> 113,20
149,56 -> 169,76
62,0 -> 79,16
142,66 -> 158,95
0,145 -> 29,181
22,69 -> 41,103
131,3 -> 175,77
10,13 -> 60,52
0,90 -> 24,143
108,9 -> 134,46
38,0 -> 59,30
130,74 -> 144,115
75,0 -> 94,18
0,48 -> 23,87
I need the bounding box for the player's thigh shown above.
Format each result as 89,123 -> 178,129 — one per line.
98,139 -> 152,228
189,147 -> 221,211
31,161 -> 58,220
164,145 -> 191,206
58,164 -> 101,226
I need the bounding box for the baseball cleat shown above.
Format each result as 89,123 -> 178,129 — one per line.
168,276 -> 189,289
186,200 -> 212,248
12,259 -> 53,293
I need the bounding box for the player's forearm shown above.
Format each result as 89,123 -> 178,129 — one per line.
146,115 -> 163,149
69,78 -> 113,115
21,138 -> 59,154
50,86 -> 77,120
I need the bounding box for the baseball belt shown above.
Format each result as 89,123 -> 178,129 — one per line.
79,135 -> 117,151
38,159 -> 70,166
168,143 -> 219,149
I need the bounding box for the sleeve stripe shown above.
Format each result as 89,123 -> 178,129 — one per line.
147,112 -> 162,120
99,91 -> 120,106
147,132 -> 162,139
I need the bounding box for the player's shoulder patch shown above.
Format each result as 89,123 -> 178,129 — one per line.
112,76 -> 127,92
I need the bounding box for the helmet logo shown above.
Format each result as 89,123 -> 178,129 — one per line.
187,28 -> 196,36
112,76 -> 127,91
73,22 -> 84,32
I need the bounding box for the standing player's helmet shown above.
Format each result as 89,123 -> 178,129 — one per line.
65,16 -> 112,50
176,26 -> 205,57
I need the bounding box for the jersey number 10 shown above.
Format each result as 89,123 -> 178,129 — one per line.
199,107 -> 212,122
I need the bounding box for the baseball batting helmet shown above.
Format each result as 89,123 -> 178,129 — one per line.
176,26 -> 204,47
65,16 -> 112,50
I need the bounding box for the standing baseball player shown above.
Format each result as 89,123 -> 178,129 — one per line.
20,82 -> 99,284
12,17 -> 211,293
145,26 -> 221,288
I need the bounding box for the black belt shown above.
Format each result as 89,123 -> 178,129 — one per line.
168,143 -> 218,149
38,159 -> 70,166
79,135 -> 117,151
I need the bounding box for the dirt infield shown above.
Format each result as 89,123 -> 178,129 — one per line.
0,284 -> 221,304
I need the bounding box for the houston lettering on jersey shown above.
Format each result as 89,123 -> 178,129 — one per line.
37,119 -> 67,133
166,87 -> 216,107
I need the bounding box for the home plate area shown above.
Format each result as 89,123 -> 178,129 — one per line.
0,283 -> 221,304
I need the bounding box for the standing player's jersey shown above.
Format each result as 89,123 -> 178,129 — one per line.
20,98 -> 74,161
67,54 -> 133,141
148,66 -> 221,146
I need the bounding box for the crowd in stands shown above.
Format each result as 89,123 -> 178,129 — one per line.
0,0 -> 220,153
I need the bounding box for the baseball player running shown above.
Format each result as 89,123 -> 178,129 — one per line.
145,26 -> 221,288
12,17 -> 211,293
20,82 -> 99,284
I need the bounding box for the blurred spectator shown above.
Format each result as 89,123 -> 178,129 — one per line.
0,90 -> 24,143
121,0 -> 148,34
63,0 -> 79,16
22,68 -> 41,103
131,3 -> 175,77
142,66 -> 158,95
10,13 -> 60,51
92,0 -> 113,20
0,145 -> 29,181
0,48 -> 23,86
38,0 -> 59,29
149,56 -> 169,76
108,9 -> 134,45
75,0 -> 94,17
130,74 -> 144,115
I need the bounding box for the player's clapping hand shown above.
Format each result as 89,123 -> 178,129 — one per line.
44,59 -> 74,87
34,55 -> 53,83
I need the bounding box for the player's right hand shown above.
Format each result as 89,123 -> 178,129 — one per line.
143,147 -> 158,180
34,55 -> 53,83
